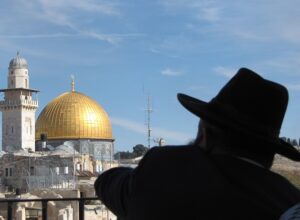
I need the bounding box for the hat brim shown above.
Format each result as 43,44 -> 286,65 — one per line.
177,93 -> 300,161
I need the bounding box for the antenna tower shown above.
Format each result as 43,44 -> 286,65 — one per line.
145,95 -> 153,148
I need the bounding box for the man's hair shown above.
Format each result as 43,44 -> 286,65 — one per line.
194,120 -> 275,168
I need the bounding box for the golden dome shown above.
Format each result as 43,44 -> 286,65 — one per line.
36,91 -> 113,140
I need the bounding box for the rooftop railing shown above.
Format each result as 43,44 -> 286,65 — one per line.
0,197 -> 100,220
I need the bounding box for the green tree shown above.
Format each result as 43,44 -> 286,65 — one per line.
133,144 -> 148,157
114,151 -> 134,160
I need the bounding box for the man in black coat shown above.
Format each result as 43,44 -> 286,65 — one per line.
95,68 -> 300,220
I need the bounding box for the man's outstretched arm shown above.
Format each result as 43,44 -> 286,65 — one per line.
94,148 -> 157,218
94,167 -> 134,217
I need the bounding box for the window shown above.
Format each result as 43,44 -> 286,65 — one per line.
5,168 -> 8,177
76,163 -> 81,171
25,118 -> 31,135
11,126 -> 13,134
30,167 -> 34,176
64,166 -> 69,174
96,164 -> 102,172
9,168 -> 12,176
55,167 -> 59,175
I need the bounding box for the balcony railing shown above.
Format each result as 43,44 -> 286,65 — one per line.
0,197 -> 100,220
0,99 -> 38,108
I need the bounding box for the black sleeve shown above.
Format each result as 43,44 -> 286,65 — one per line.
94,148 -> 158,218
94,167 -> 133,217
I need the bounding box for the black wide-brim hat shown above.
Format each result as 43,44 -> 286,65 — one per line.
178,68 -> 300,161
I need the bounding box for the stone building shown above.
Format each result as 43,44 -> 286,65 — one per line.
0,54 -> 117,220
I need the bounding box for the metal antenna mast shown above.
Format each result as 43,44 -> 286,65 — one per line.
146,95 -> 153,148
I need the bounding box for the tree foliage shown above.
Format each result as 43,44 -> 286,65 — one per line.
133,144 -> 148,157
114,144 -> 148,160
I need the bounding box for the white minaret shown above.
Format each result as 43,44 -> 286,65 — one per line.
0,52 -> 39,152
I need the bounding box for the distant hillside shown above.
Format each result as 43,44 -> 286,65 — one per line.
272,155 -> 300,189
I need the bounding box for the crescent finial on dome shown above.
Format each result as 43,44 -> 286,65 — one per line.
71,74 -> 75,92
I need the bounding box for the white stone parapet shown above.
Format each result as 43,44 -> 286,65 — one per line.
0,99 -> 38,108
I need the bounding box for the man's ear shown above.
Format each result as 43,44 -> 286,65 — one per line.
193,120 -> 204,146
199,127 -> 209,152
196,121 -> 208,150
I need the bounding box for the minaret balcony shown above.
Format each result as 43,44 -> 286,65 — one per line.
0,99 -> 38,108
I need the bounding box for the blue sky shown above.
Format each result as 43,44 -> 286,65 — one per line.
0,0 -> 300,151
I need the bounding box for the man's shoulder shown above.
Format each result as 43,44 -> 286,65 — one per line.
144,144 -> 199,158
138,145 -> 206,169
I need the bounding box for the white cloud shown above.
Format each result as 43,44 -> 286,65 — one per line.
159,0 -> 221,22
161,68 -> 183,76
213,66 -> 235,78
33,0 -> 121,44
111,117 -> 145,134
159,0 -> 300,44
196,7 -> 220,22
0,0 -> 124,45
0,32 -> 140,45
149,35 -> 195,58
111,117 -> 191,143
81,31 -> 122,45
0,33 -> 80,39
37,0 -> 118,15
81,31 -> 144,45
70,0 -> 118,14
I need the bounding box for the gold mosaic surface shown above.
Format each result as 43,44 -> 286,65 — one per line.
36,91 -> 112,140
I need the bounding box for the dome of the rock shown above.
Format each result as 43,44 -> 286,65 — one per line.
36,91 -> 112,141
